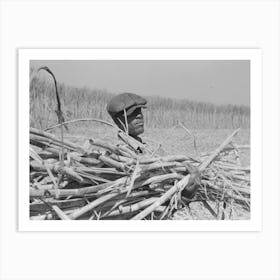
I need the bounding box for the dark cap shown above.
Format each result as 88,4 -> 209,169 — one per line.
107,92 -> 147,118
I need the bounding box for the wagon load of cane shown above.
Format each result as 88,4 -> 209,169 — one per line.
29,67 -> 250,220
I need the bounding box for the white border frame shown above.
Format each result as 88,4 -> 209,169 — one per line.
18,48 -> 262,232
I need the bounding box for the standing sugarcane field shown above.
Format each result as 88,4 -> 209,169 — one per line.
28,60 -> 250,222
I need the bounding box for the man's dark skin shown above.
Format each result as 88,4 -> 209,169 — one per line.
114,107 -> 145,142
126,107 -> 144,139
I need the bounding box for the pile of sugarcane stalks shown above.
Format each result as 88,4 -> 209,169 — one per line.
29,127 -> 250,220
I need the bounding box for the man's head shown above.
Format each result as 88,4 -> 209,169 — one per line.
107,93 -> 147,137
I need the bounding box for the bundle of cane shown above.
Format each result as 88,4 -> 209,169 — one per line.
29,127 -> 250,220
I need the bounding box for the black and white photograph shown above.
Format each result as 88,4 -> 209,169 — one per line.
18,49 -> 261,229
2,1 -> 280,279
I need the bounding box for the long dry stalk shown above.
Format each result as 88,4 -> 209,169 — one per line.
199,128 -> 240,171
69,192 -> 120,220
104,197 -> 160,217
131,175 -> 190,220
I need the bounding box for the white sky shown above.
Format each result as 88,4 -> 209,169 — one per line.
31,60 -> 250,106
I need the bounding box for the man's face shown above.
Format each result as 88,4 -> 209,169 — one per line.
127,107 -> 144,137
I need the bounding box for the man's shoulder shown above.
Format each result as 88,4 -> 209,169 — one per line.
116,132 -> 150,155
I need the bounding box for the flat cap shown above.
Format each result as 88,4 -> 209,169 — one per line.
107,93 -> 147,118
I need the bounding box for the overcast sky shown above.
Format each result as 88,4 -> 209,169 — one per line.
30,60 -> 250,106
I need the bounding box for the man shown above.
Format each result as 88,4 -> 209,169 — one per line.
107,93 -> 147,152
107,92 -> 200,199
